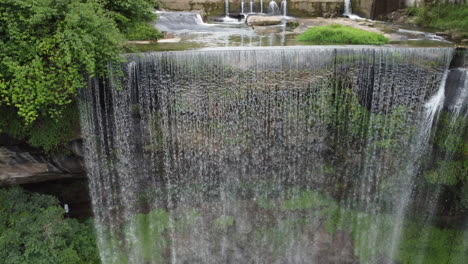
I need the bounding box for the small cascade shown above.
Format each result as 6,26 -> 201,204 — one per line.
344,0 -> 352,16
260,0 -> 264,13
268,0 -> 280,15
280,0 -> 287,16
241,0 -> 245,14
155,11 -> 208,32
225,0 -> 229,17
250,0 -> 253,13
344,0 -> 364,19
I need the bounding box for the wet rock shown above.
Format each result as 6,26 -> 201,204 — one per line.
310,224 -> 359,264
0,137 -> 85,185
286,20 -> 299,30
246,15 -> 282,26
436,31 -> 451,38
450,32 -> 464,41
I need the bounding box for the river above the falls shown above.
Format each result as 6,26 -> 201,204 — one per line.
126,11 -> 456,52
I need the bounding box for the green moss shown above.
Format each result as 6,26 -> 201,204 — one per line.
281,190 -> 333,211
126,209 -> 169,262
297,24 -> 389,45
425,160 -> 468,186
214,215 -> 235,230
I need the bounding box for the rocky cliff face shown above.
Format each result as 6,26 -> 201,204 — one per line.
0,134 -> 85,185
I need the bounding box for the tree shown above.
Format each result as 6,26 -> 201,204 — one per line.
0,0 -> 124,125
0,0 -> 161,150
0,187 -> 100,264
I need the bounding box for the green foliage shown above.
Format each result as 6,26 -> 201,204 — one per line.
0,0 -> 124,124
434,112 -> 467,154
297,24 -> 389,45
98,0 -> 161,40
413,3 -> 468,39
425,160 -> 468,186
126,209 -> 169,262
0,103 -> 79,152
425,111 -> 468,209
281,190 -> 333,211
99,0 -> 157,27
214,215 -> 235,230
0,0 -> 161,150
123,22 -> 162,41
0,186 -> 100,264
282,190 -> 468,264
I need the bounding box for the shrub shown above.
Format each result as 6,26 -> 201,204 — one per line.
0,0 -> 162,150
124,22 -> 162,41
297,24 -> 390,45
0,186 -> 100,264
414,3 -> 468,38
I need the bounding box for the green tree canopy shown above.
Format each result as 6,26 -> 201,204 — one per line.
0,0 -> 124,124
0,187 -> 100,264
0,0 -> 161,150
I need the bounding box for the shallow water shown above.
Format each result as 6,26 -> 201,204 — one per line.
141,11 -> 458,53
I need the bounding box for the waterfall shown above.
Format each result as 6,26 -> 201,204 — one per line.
250,0 -> 253,13
79,47 -> 464,264
268,0 -> 280,15
280,0 -> 287,16
260,0 -> 264,13
241,0 -> 245,14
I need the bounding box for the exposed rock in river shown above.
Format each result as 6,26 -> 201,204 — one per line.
246,15 -> 283,26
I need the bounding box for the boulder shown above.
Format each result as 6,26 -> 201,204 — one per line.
246,16 -> 282,26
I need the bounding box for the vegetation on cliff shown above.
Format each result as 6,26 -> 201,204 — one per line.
0,0 -> 161,151
409,2 -> 468,40
0,187 -> 100,264
297,24 -> 389,45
